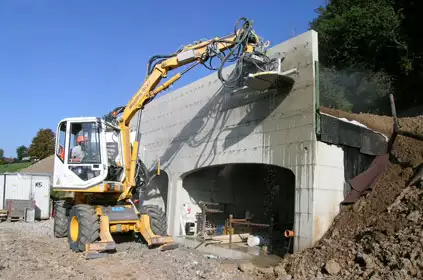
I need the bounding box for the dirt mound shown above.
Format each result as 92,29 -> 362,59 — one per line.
320,106 -> 423,137
21,155 -> 54,174
272,108 -> 423,279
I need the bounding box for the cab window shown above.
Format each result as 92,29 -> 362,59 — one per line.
56,122 -> 66,162
68,122 -> 101,164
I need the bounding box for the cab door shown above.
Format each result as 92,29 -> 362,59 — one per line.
53,118 -> 108,190
53,120 -> 68,189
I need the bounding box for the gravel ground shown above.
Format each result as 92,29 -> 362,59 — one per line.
0,219 -> 265,280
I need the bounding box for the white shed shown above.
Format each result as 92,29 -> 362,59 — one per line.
0,172 -> 52,219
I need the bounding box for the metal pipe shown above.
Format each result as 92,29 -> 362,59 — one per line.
284,230 -> 295,238
229,214 -> 233,249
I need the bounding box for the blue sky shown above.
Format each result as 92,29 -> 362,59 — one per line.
0,0 -> 324,157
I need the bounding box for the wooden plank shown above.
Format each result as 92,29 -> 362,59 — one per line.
211,233 -> 251,244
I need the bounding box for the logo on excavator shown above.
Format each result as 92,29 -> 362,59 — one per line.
111,207 -> 125,212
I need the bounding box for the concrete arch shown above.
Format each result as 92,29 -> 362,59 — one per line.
179,163 -> 296,256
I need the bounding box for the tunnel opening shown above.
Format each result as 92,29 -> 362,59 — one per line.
180,163 -> 295,258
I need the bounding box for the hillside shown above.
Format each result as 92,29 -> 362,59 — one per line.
0,155 -> 54,175
0,162 -> 32,173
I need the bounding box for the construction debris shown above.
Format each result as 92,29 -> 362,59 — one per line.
271,108 -> 423,279
324,259 -> 341,275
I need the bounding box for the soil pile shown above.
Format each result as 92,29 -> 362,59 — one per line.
21,155 -> 54,174
271,107 -> 423,279
320,107 -> 423,138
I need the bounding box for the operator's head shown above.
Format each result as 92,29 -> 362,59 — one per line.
77,135 -> 88,148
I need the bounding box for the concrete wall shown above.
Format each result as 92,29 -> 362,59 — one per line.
313,142 -> 345,242
130,30 -> 343,252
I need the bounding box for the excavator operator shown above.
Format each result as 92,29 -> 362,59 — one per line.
71,135 -> 87,163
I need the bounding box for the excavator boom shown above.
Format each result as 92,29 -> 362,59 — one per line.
114,18 -> 272,202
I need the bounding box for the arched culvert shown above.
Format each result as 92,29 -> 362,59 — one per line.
180,163 -> 295,257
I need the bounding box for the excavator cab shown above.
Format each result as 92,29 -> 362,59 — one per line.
53,117 -> 110,190
53,117 -> 132,190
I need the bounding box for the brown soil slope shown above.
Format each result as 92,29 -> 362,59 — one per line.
320,107 -> 423,137
272,107 -> 423,279
21,155 -> 54,174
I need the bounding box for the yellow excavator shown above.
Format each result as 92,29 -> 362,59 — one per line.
52,17 -> 289,259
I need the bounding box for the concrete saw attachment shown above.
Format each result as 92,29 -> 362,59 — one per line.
245,71 -> 295,91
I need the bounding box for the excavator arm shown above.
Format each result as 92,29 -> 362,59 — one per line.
112,18 -> 273,202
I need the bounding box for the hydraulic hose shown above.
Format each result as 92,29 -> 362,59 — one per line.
217,18 -> 254,88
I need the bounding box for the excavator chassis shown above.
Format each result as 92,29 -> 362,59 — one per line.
67,203 -> 176,259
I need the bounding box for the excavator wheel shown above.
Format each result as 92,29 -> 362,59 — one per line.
67,204 -> 100,252
139,204 -> 167,236
53,200 -> 72,238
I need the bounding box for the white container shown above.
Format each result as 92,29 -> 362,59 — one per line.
247,235 -> 261,247
247,235 -> 267,247
0,173 -> 51,219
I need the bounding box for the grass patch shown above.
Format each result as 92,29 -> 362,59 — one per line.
0,162 -> 32,173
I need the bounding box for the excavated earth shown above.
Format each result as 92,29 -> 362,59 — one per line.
268,107 -> 423,280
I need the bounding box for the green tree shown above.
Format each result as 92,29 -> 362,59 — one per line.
16,145 -> 29,161
319,65 -> 393,114
311,1 -> 405,71
28,129 -> 55,160
0,148 -> 3,164
311,0 -> 423,111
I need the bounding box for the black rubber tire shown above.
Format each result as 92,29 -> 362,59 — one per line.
67,204 -> 100,252
139,204 -> 167,236
53,200 -> 72,238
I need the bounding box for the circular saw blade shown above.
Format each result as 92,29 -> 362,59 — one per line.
245,71 -> 295,91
